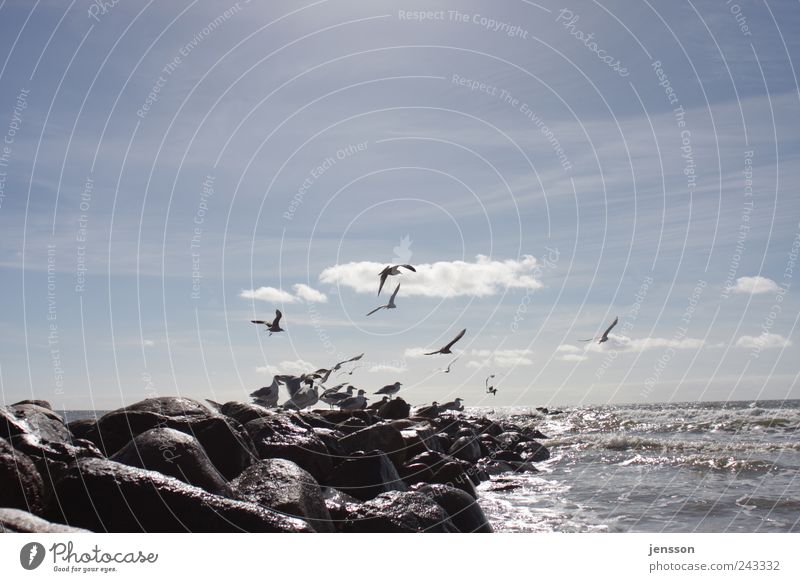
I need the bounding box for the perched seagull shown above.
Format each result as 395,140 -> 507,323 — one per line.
338,389 -> 368,410
367,396 -> 389,410
367,283 -> 401,316
439,398 -> 464,412
425,328 -> 467,355
279,374 -> 318,410
251,309 -> 284,336
378,264 -> 416,295
579,316 -> 619,344
414,401 -> 440,419
321,385 -> 354,408
250,376 -> 280,407
374,381 -> 402,399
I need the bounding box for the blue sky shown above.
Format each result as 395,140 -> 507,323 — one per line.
1,0 -> 798,409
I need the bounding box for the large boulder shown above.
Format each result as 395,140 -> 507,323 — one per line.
412,484 -> 493,533
110,428 -> 230,496
320,487 -> 361,532
448,436 -> 481,464
514,440 -> 550,462
0,437 -> 46,514
8,403 -> 71,443
85,397 -> 254,480
431,461 -> 477,498
342,491 -> 457,532
325,450 -> 406,501
244,413 -> 332,482
8,433 -> 104,489
230,459 -> 334,533
47,458 -> 312,532
219,401 -> 273,425
0,508 -> 90,533
376,397 -> 410,420
339,423 -> 405,467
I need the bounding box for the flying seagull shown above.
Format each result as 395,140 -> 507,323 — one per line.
367,282 -> 401,316
425,328 -> 466,355
374,381 -> 402,399
439,357 -> 459,373
579,316 -> 619,344
251,309 -> 284,336
332,353 -> 365,372
378,264 -> 416,295
485,374 -> 497,396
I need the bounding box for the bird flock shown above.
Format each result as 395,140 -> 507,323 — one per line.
248,260 -> 619,413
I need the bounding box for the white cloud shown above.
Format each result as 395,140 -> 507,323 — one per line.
241,287 -> 297,303
142,339 -> 155,347
559,353 -> 588,362
735,333 -> 792,349
556,344 -> 582,353
368,364 -> 407,373
731,276 -> 780,295
584,335 -> 705,353
404,347 -> 430,359
256,359 -> 316,376
469,348 -> 534,368
292,283 -> 328,303
318,255 -> 543,298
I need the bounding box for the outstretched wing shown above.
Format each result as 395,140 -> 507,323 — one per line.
272,309 -> 283,326
377,267 -> 390,296
250,320 -> 267,325
442,328 -> 467,351
400,264 -> 416,272
601,316 -> 619,339
577,338 -> 594,342
366,305 -> 386,316
389,282 -> 401,303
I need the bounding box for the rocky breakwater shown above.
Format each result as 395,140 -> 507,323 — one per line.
1,396 -> 551,533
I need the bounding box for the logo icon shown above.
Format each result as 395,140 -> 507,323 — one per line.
392,235 -> 413,263
20,542 -> 46,570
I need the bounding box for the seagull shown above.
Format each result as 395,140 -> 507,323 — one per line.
338,389 -> 368,410
332,353 -> 365,372
321,385 -> 354,408
279,374 -> 318,409
251,309 -> 284,336
338,364 -> 364,377
485,374 -> 497,396
425,328 -> 466,355
439,397 -> 464,412
439,357 -> 459,373
367,283 -> 401,316
250,376 -> 280,407
378,264 -> 416,295
374,381 -> 402,399
579,316 -> 619,344
414,401 -> 440,419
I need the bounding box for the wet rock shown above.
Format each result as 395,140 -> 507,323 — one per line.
342,490 -> 457,533
321,487 -> 361,531
67,418 -> 97,441
48,458 -> 312,532
219,401 -> 273,425
244,413 -> 332,482
110,428 -> 230,496
399,430 -> 429,460
3,404 -> 70,444
376,397 -> 410,420
412,484 -> 493,533
514,440 -> 550,462
0,407 -> 29,440
339,423 -> 405,467
230,458 -> 334,533
312,427 -> 347,460
325,450 -> 406,501
477,458 -> 516,475
426,433 -> 450,454
9,433 -> 104,491
480,421 -> 504,437
431,461 -> 477,498
493,450 -> 524,463
495,431 -> 526,449
398,462 -> 436,486
448,436 -> 481,464
11,399 -> 54,410
336,417 -> 370,435
0,508 -> 90,533
406,450 -> 451,473
312,409 -> 374,426
0,437 -> 46,514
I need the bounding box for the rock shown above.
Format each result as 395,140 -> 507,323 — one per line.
495,431 -> 525,449
230,459 -> 334,533
321,487 -> 361,531
67,418 -> 97,441
342,490 -> 457,532
312,409 -> 374,426
0,508 -> 90,533
2,404 -> 70,444
88,398 -> 254,480
325,450 -> 406,501
493,450 -> 524,463
412,484 -> 493,533
481,422 -> 504,437
376,397 -> 410,420
0,437 -> 46,514
336,417 -> 370,435
427,432 -> 450,454
448,436 -> 481,464
477,459 -> 516,475
219,401 -> 273,425
406,450 -> 451,473
431,461 -> 477,498
312,427 -> 347,459
48,458 -> 312,532
514,440 -> 550,462
110,428 -> 230,496
339,423 -> 405,467
11,399 -> 54,410
399,430 -> 429,459
398,462 -> 436,486
0,407 -> 30,440
244,413 -> 332,482
8,433 -> 104,493
506,461 -> 539,473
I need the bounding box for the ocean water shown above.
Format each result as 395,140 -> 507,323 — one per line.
474,400 -> 800,533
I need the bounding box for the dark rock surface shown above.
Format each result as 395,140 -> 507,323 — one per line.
342,490 -> 457,532
412,483 -> 493,533
0,508 -> 90,533
326,450 -> 406,501
0,437 -> 46,514
339,423 -> 405,467
376,397 -> 411,420
48,458 -> 313,532
110,427 -> 230,496
231,458 -> 334,532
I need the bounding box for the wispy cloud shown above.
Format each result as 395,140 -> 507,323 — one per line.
368,364 -> 407,373
256,359 -> 316,376
241,284 -> 328,304
319,255 -> 543,298
404,347 -> 431,359
576,335 -> 706,353
735,333 -> 792,349
467,348 -> 534,368
731,276 -> 780,295
559,353 -> 588,362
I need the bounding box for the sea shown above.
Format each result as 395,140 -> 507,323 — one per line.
60,400 -> 800,533
474,400 -> 800,533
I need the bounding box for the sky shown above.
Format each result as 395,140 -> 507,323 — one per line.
0,0 -> 799,410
